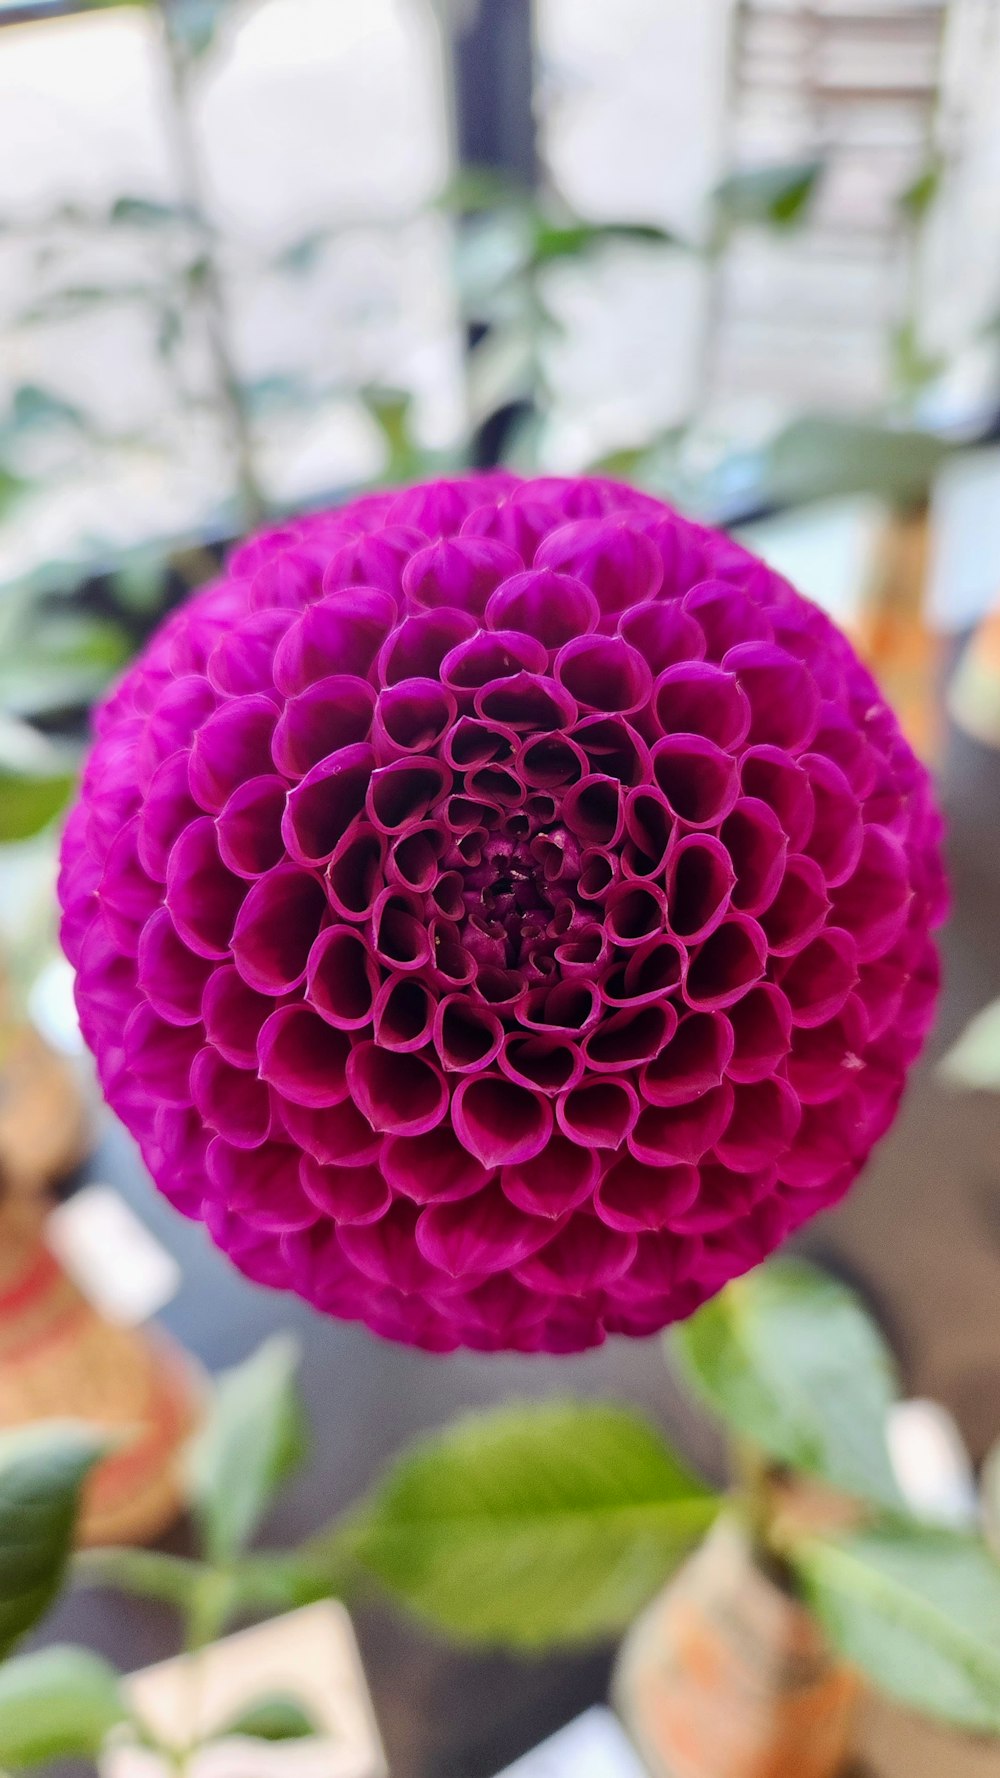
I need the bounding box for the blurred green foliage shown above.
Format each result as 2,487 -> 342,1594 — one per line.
0,0 -> 978,858
0,1260 -> 989,1760
86,1269 -> 998,1737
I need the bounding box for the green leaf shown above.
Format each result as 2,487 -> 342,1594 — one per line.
342,1401 -> 719,1649
0,1424 -> 110,1657
271,230 -> 333,276
436,167 -> 530,215
73,1546 -> 208,1612
187,1335 -> 306,1564
755,412 -> 948,509
939,1000 -> 1000,1091
110,549 -> 169,618
0,464 -> 27,519
0,1646 -> 126,1768
109,195 -> 190,229
14,283 -> 160,326
239,374 -> 314,418
156,303 -> 185,361
453,212 -> 535,316
889,320 -> 946,398
217,1694 -> 317,1741
792,1527 -> 1000,1733
899,159 -> 943,223
532,219 -> 681,263
231,1539 -> 360,1617
358,385 -> 428,481
0,770 -> 75,842
167,0 -> 230,60
669,1258 -> 905,1512
3,385 -> 87,438
0,613 -> 132,718
712,158 -> 824,233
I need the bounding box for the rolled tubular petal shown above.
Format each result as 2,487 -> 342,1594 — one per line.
653,735 -> 740,828
452,1074 -> 553,1166
62,472 -> 945,1352
271,676 -> 376,778
259,1005 -> 351,1107
232,865 -> 327,993
282,744 -> 375,866
307,925 -> 379,1029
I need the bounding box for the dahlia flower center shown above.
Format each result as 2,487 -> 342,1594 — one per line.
459,815 -> 573,977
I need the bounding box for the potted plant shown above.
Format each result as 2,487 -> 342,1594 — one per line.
3,1257 -> 999,1776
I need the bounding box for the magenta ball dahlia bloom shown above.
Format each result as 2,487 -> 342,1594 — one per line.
59,474 -> 946,1352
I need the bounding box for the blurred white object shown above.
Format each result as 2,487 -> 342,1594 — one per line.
738,496 -> 886,634
928,446 -> 1000,632
887,1397 -> 980,1529
47,1184 -> 182,1326
27,953 -> 83,1057
101,1602 -> 387,1778
495,1708 -> 649,1778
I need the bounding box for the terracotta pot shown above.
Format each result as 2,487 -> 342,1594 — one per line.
859,504 -> 939,762
613,1517 -> 859,1778
0,1222 -> 202,1545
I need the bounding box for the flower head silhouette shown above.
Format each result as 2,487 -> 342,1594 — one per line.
60,475 -> 945,1351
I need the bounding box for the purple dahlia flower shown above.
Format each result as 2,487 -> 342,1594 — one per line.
59,474 -> 946,1353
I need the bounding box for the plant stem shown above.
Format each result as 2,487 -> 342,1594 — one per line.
155,3 -> 267,529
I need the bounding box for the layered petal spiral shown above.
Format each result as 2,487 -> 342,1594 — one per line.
59,474 -> 946,1351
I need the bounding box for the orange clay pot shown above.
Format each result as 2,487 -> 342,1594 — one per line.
0,1215 -> 201,1546
613,1517 -> 859,1778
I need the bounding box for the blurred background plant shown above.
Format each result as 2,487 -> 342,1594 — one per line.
3,1259 -> 1000,1769
3,7 -> 1000,1773
6,0 -> 1000,877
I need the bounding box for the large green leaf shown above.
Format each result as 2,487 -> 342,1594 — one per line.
340,1401 -> 719,1649
0,1646 -> 126,1768
793,1528 -> 1000,1734
187,1335 -> 307,1564
669,1259 -> 905,1512
755,413 -> 948,509
939,999 -> 1000,1092
0,1424 -> 110,1657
